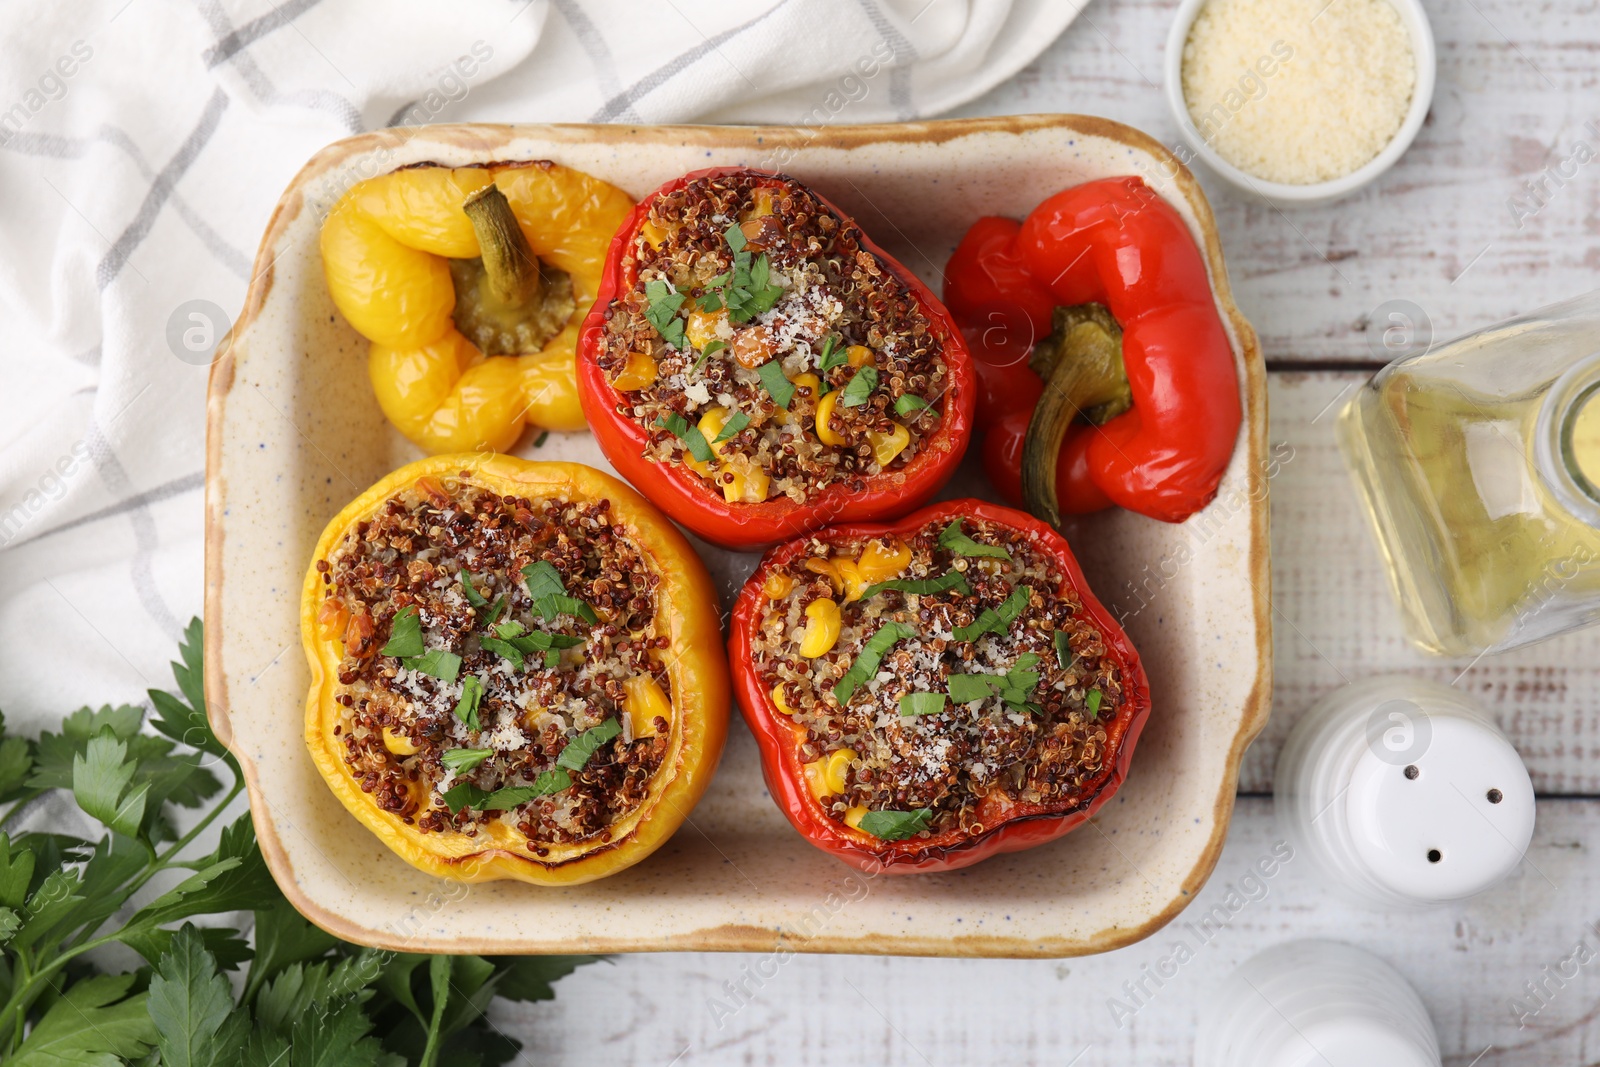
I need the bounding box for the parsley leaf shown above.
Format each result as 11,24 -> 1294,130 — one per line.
522,562 -> 600,626
898,693 -> 946,717
453,676 -> 484,731
1054,630 -> 1075,670
953,585 -> 1032,643
894,394 -> 931,417
696,224 -> 783,323
837,366 -> 879,408
756,361 -> 795,410
833,621 -> 916,704
441,748 -> 492,774
644,279 -> 687,348
947,674 -> 995,704
692,338 -> 726,372
951,654 -> 1043,712
817,335 -> 847,374
938,520 -> 1015,563
534,430 -> 550,447
713,411 -> 751,444
556,719 -> 622,772
857,809 -> 933,841
441,769 -> 571,813
479,635 -> 526,670
1087,688 -> 1104,718
521,561 -> 566,602
858,569 -> 970,602
459,571 -> 488,608
656,412 -> 715,464
380,606 -> 424,658
534,594 -> 600,627
405,649 -> 461,683
724,221 -> 747,254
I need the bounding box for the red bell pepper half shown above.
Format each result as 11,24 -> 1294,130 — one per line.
728,498 -> 1151,874
944,177 -> 1241,525
576,167 -> 974,551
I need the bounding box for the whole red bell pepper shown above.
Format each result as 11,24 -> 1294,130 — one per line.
577,167 -> 975,551
728,498 -> 1151,874
944,177 -> 1240,525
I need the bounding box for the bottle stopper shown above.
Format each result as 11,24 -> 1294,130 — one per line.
1194,940 -> 1441,1067
1275,675 -> 1535,907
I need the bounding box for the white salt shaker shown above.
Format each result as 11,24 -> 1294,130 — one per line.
1275,675 -> 1535,907
1194,940 -> 1441,1067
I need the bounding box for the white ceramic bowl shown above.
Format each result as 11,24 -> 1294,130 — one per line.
1164,0 -> 1437,205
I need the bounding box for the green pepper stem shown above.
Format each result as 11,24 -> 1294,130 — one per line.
1021,304 -> 1132,527
462,184 -> 542,309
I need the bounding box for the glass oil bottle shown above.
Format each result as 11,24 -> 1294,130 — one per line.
1339,290 -> 1600,656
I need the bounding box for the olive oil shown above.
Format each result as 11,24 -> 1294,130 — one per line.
1340,291 -> 1600,656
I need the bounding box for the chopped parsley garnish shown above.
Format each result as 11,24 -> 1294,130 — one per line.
556,718 -> 622,772
481,620 -> 585,669
522,561 -> 566,601
833,621 -> 916,704
837,366 -> 878,408
459,571 -> 488,608
938,520 -> 1014,563
407,649 -> 462,683
898,692 -> 946,717
1087,688 -> 1104,718
441,747 -> 492,774
696,223 -> 784,323
479,634 -> 527,669
894,394 -> 930,417
947,674 -> 994,704
483,595 -> 508,627
535,594 -> 600,627
692,339 -> 726,372
948,653 -> 1043,713
441,769 -> 571,813
756,361 -> 795,410
534,430 -> 550,447
656,411 -> 715,464
453,675 -> 484,731
644,279 -> 687,348
1054,630 -> 1075,670
953,585 -> 1031,643
817,334 -> 847,375
713,411 -> 750,444
857,808 -> 933,841
858,569 -> 970,602
381,606 -> 424,658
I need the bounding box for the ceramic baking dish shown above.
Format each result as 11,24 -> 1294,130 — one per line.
205,115 -> 1271,958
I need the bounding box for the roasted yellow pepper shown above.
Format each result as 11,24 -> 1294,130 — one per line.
301,454 -> 729,886
321,162 -> 633,454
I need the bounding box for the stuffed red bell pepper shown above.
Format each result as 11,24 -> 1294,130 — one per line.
728,498 -> 1150,873
943,176 -> 1240,525
577,167 -> 974,551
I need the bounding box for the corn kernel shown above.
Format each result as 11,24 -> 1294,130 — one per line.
719,456 -> 770,504
798,598 -> 841,658
804,557 -> 843,593
697,406 -> 730,455
612,350 -> 658,391
824,748 -> 855,793
624,675 -> 672,737
815,390 -> 845,446
686,308 -> 726,351
867,422 -> 911,466
785,373 -> 821,424
856,538 -> 912,585
843,805 -> 869,830
835,559 -> 866,603
381,727 -> 417,756
846,345 -> 875,369
771,683 -> 796,716
763,571 -> 796,599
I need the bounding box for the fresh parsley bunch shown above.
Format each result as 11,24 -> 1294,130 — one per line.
0,619 -> 595,1065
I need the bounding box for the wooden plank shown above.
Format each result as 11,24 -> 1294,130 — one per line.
492,796 -> 1600,1066
1254,371 -> 1600,796
948,0 -> 1600,368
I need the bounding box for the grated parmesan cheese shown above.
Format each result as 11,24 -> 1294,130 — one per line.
1181,0 -> 1415,184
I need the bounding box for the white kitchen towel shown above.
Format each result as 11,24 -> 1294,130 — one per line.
0,0 -> 1084,731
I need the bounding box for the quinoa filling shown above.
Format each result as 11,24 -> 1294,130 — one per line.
751,517 -> 1123,843
315,474 -> 672,850
597,172 -> 950,505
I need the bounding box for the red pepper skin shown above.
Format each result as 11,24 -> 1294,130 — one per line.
577,167 -> 975,551
943,178 -> 1240,524
982,410 -> 1116,514
728,498 -> 1151,874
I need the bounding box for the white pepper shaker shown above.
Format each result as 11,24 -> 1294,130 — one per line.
1194,940 -> 1441,1067
1275,675 -> 1535,907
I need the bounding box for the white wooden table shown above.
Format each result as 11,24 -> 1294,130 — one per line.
503,1 -> 1600,1062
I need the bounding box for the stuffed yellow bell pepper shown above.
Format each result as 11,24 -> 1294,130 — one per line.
302,453 -> 729,885
321,162 -> 634,453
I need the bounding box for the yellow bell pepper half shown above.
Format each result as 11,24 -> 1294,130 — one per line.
321,162 -> 634,454
301,454 -> 730,886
